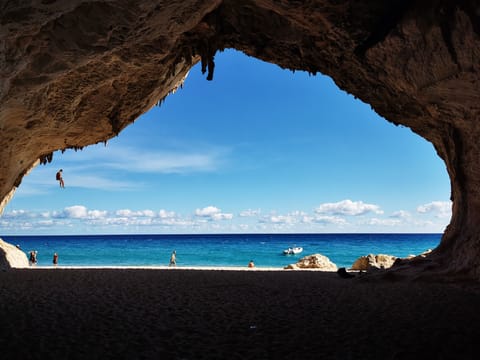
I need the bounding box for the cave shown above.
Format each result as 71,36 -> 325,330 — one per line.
1,1 -> 480,278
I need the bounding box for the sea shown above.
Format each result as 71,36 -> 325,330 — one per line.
2,233 -> 441,269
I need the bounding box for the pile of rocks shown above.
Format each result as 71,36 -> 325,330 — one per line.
350,254 -> 397,271
350,250 -> 433,271
284,254 -> 338,271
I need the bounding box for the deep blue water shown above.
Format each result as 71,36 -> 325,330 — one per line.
3,233 -> 441,268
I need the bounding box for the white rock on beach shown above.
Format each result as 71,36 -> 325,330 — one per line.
284,253 -> 338,271
350,254 -> 397,271
0,238 -> 29,270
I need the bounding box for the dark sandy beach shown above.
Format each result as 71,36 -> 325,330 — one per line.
1,268 -> 480,359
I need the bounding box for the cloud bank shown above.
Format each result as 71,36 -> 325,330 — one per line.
1,199 -> 451,234
315,199 -> 383,216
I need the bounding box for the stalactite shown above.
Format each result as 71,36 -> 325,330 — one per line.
200,49 -> 216,81
198,38 -> 217,81
206,53 -> 215,81
156,96 -> 166,107
182,45 -> 194,66
155,72 -> 188,108
108,108 -> 121,135
39,152 -> 53,165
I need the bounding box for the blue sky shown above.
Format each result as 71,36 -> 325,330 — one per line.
1,50 -> 451,235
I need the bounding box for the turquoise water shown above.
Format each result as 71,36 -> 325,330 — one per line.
3,233 -> 441,268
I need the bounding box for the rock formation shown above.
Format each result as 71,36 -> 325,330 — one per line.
1,1 -> 480,277
285,254 -> 337,271
351,254 -> 397,271
0,239 -> 29,270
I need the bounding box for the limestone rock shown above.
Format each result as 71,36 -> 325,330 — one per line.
351,254 -> 397,271
285,254 -> 337,271
0,238 -> 29,270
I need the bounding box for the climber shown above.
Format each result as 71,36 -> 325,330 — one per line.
56,169 -> 65,188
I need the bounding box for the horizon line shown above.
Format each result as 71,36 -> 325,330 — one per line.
2,232 -> 444,237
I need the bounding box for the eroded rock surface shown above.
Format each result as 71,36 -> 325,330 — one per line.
0,239 -> 29,270
1,1 -> 480,277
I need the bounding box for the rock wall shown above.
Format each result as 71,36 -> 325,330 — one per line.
1,1 -> 480,277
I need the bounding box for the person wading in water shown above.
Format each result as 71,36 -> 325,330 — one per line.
169,250 -> 176,267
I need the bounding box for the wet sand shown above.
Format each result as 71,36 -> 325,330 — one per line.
1,268 -> 480,359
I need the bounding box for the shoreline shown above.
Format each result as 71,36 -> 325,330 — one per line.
27,265 -> 334,271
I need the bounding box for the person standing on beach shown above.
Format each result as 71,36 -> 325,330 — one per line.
29,250 -> 37,266
169,250 -> 176,267
248,260 -> 255,268
53,253 -> 58,267
56,169 -> 65,188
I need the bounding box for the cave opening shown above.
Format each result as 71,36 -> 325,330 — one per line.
1,50 -> 450,267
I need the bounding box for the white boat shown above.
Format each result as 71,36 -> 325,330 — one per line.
283,247 -> 303,255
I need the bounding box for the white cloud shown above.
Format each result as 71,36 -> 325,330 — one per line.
195,206 -> 233,221
37,220 -> 55,227
258,211 -> 310,225
195,206 -> 221,217
269,215 -> 295,224
362,218 -> 402,226
315,199 -> 383,216
417,201 -> 452,218
112,209 -> 177,221
116,209 -> 156,218
2,210 -> 32,219
63,205 -> 88,219
74,144 -> 228,174
301,215 -> 314,223
239,209 -> 261,217
1,205 -> 198,231
311,215 -> 348,225
390,210 -> 411,219
212,213 -> 234,220
2,199 -> 451,234
60,205 -> 108,219
260,213 -> 297,224
1,220 -> 34,229
158,209 -> 176,219
126,153 -> 218,173
88,210 -> 108,219
86,217 -> 130,226
289,210 -> 307,217
159,218 -> 194,226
